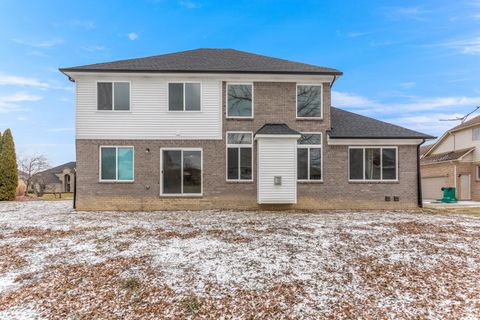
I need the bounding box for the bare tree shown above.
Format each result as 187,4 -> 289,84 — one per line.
17,154 -> 50,194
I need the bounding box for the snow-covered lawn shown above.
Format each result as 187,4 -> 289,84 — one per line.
0,201 -> 479,319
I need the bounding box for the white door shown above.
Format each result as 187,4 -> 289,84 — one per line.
460,174 -> 471,200
422,177 -> 444,200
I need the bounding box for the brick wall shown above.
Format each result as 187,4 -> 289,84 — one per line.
75,82 -> 420,211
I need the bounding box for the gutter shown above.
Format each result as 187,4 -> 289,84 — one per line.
417,139 -> 426,208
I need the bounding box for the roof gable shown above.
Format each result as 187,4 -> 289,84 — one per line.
60,48 -> 342,75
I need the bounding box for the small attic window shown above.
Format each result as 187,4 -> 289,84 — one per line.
473,127 -> 480,141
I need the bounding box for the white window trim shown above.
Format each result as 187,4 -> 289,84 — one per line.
296,83 -> 323,120
96,81 -> 132,112
226,131 -> 254,182
297,132 -> 323,182
160,148 -> 203,197
476,165 -> 480,181
226,82 -> 254,119
98,146 -> 135,182
167,82 -> 203,112
348,146 -> 398,182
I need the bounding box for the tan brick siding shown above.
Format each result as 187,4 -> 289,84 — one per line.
75,82 -> 420,211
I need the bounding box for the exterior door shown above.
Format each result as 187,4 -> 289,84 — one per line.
460,174 -> 471,200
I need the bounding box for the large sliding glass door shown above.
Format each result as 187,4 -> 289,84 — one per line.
161,149 -> 202,196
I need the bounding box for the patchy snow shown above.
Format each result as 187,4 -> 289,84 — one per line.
0,200 -> 480,318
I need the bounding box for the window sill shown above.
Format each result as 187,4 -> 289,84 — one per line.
298,180 -> 323,184
296,117 -> 323,121
348,180 -> 399,184
226,180 -> 254,184
98,180 -> 135,184
159,194 -> 203,198
96,110 -> 132,113
226,117 -> 254,121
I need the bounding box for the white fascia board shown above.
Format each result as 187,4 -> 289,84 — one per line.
254,134 -> 301,140
63,71 -> 337,83
328,138 -> 424,145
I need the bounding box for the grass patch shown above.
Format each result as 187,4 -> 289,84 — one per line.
121,277 -> 142,290
182,294 -> 202,315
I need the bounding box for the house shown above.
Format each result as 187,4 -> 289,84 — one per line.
59,48 -> 433,211
421,116 -> 480,201
31,161 -> 76,194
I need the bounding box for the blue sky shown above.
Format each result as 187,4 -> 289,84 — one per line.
1,0 -> 480,166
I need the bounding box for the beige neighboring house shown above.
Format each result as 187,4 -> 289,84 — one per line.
32,161 -> 76,193
421,117 -> 480,200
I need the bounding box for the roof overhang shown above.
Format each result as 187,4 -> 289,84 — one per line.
328,137 -> 425,145
59,70 -> 340,84
255,134 -> 301,140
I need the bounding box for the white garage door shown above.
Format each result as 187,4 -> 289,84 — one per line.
422,177 -> 445,200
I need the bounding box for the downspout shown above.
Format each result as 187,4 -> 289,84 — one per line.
73,168 -> 77,209
330,75 -> 337,88
417,140 -> 425,207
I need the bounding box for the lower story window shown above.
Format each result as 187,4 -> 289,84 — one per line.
297,133 -> 322,181
100,146 -> 134,181
161,149 -> 202,195
349,147 -> 397,181
226,132 -> 253,181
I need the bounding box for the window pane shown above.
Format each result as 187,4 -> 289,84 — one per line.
114,83 -> 130,110
101,147 -> 116,180
227,148 -> 239,180
169,83 -> 184,111
117,147 -> 133,180
183,151 -> 201,194
297,85 -> 322,117
297,148 -> 308,180
349,148 -> 363,180
163,150 -> 182,194
240,147 -> 252,180
185,83 -> 201,111
382,148 -> 396,180
310,148 -> 322,180
298,134 -> 322,145
365,148 -> 381,180
97,82 -> 112,110
227,84 -> 252,117
473,128 -> 480,141
227,133 -> 252,144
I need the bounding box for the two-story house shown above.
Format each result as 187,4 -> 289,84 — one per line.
59,48 -> 433,211
421,116 -> 480,201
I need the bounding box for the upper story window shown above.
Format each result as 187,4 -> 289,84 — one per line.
100,146 -> 134,182
227,83 -> 253,118
168,82 -> 201,111
226,132 -> 253,181
297,133 -> 322,181
349,147 -> 397,181
473,127 -> 480,140
97,82 -> 130,111
296,84 -> 322,119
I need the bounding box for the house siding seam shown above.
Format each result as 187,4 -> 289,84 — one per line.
75,81 -> 419,211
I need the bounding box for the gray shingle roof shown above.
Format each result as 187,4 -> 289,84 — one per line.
34,161 -> 76,184
255,124 -> 300,136
59,48 -> 342,75
330,107 -> 435,139
421,147 -> 474,165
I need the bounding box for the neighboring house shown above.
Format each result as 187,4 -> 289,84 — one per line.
421,117 -> 480,201
59,48 -> 433,211
32,162 -> 76,193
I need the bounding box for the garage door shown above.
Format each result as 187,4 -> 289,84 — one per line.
422,177 -> 445,200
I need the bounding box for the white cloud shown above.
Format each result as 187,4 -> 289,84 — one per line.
70,19 -> 95,29
332,90 -> 480,114
80,45 -> 106,53
179,0 -> 199,9
0,92 -> 42,102
0,74 -> 50,88
13,38 -> 63,48
384,6 -> 425,21
128,32 -> 139,41
45,127 -> 74,132
438,36 -> 480,55
400,82 -> 416,89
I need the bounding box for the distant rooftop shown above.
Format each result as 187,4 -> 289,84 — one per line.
60,48 -> 342,76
